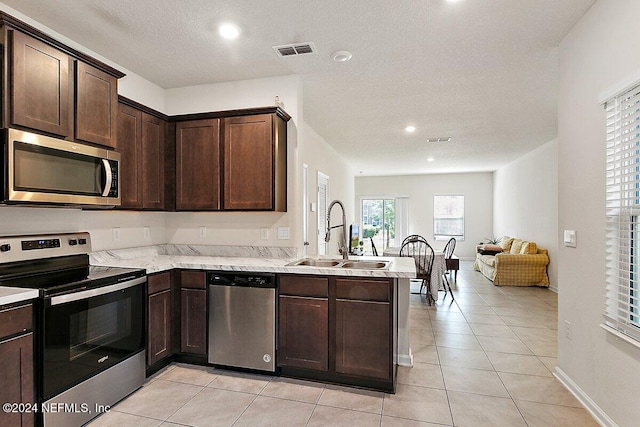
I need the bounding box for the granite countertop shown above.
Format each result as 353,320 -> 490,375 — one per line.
90,244 -> 417,278
0,287 -> 39,306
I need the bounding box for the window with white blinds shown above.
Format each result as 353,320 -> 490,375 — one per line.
604,84 -> 640,343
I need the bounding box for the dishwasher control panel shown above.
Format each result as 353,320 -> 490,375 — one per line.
207,272 -> 276,288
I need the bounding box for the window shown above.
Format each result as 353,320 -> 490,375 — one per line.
604,85 -> 640,343
433,195 -> 464,240
361,198 -> 396,254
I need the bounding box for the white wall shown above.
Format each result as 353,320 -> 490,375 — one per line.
300,123 -> 355,257
354,173 -> 493,258
493,139 -> 559,289
558,1 -> 640,425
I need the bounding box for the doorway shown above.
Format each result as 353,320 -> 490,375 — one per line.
317,172 -> 329,255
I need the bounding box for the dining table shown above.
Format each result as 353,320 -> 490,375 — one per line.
383,246 -> 447,301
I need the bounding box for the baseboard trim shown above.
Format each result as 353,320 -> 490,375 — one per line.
554,367 -> 617,427
398,349 -> 413,367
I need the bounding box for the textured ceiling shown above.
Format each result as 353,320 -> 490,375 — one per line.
2,0 -> 596,175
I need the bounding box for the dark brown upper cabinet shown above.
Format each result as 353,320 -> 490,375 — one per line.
116,99 -> 167,210
174,108 -> 289,212
10,29 -> 72,138
223,114 -> 286,211
75,61 -> 118,148
1,13 -> 125,147
117,103 -> 143,208
175,119 -> 221,211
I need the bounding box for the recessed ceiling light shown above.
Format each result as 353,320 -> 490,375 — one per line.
405,126 -> 416,133
427,157 -> 435,162
331,50 -> 353,62
219,23 -> 240,40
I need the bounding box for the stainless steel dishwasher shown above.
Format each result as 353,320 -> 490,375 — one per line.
207,272 -> 276,372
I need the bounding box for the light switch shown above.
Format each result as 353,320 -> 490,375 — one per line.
564,230 -> 577,248
310,202 -> 317,212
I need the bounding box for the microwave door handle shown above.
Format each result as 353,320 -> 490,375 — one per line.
101,159 -> 112,197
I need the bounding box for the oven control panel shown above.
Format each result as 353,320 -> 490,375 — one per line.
22,238 -> 61,251
0,232 -> 91,263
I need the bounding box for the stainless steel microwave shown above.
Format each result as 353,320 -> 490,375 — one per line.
1,129 -> 121,207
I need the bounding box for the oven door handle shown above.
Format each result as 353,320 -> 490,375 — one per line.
50,277 -> 146,306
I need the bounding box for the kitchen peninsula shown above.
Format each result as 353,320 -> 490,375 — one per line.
90,245 -> 417,391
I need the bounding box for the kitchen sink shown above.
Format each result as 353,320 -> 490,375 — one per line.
340,261 -> 389,269
289,259 -> 342,267
286,258 -> 390,270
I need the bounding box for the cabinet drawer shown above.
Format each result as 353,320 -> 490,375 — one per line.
181,271 -> 206,289
335,278 -> 391,302
148,272 -> 171,294
279,275 -> 328,298
0,304 -> 32,339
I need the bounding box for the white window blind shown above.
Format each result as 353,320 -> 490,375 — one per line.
604,84 -> 640,343
433,195 -> 464,240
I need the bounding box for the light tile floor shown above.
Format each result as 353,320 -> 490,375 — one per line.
88,261 -> 598,427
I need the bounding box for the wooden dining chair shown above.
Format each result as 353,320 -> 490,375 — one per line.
400,235 -> 436,304
441,237 -> 456,300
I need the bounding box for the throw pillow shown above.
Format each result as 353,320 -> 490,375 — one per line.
500,237 -> 514,252
510,239 -> 524,254
480,250 -> 502,255
483,244 -> 502,252
520,241 -> 538,254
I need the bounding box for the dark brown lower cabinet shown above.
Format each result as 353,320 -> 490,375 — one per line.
277,274 -> 396,392
278,295 -> 328,371
181,288 -> 207,354
148,292 -> 171,365
0,302 -> 34,427
0,334 -> 34,427
335,299 -> 390,380
147,272 -> 173,367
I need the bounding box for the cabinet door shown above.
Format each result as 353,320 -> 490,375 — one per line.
76,61 -> 118,148
0,333 -> 34,427
116,103 -> 143,208
141,113 -> 165,209
181,289 -> 207,354
176,119 -> 221,210
335,299 -> 390,380
148,289 -> 171,366
11,30 -> 71,138
278,295 -> 328,371
223,114 -> 273,210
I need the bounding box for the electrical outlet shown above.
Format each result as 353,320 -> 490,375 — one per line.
277,227 -> 290,240
143,227 -> 150,240
565,320 -> 572,340
199,226 -> 206,238
260,228 -> 269,240
112,227 -> 120,241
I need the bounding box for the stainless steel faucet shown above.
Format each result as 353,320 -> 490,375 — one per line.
325,199 -> 349,260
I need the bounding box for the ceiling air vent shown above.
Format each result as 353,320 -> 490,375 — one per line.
273,42 -> 317,57
426,137 -> 452,143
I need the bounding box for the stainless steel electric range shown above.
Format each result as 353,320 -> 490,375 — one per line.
0,232 -> 146,427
